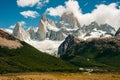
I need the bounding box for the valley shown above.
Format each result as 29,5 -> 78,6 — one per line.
0,0 -> 120,79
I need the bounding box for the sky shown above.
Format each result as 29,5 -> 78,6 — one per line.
0,0 -> 120,30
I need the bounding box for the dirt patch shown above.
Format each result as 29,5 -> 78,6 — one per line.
0,37 -> 23,49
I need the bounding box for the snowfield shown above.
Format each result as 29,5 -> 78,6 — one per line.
26,40 -> 63,56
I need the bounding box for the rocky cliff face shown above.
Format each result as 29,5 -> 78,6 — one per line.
12,12 -> 116,41
58,34 -> 120,69
115,27 -> 120,36
82,22 -> 116,38
60,12 -> 80,28
12,22 -> 30,41
28,26 -> 36,40
37,19 -> 47,41
58,34 -> 120,57
58,34 -> 83,56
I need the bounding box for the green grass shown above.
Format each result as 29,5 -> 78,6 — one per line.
0,41 -> 77,74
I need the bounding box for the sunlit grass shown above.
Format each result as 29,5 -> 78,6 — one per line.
0,72 -> 120,80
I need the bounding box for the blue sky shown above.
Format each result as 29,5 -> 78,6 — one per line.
0,0 -> 120,29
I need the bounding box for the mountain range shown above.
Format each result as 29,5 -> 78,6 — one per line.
12,12 -> 116,41
1,11 -> 120,73
10,12 -> 117,55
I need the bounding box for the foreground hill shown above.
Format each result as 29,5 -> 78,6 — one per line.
58,34 -> 120,71
0,29 -> 77,74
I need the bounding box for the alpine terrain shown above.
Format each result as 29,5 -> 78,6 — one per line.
11,12 -> 116,56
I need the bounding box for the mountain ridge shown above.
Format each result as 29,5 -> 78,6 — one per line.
58,33 -> 120,70
0,29 -> 77,74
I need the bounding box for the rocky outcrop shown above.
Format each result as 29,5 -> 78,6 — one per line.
12,22 -> 30,41
58,34 -> 120,69
12,13 -> 116,42
37,19 -> 47,41
28,27 -> 36,40
115,27 -> 120,36
48,30 -> 66,41
58,34 -> 83,56
82,22 -> 115,34
58,34 -> 120,57
60,12 -> 80,28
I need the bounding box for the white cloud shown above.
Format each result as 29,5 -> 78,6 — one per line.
47,0 -> 81,17
47,6 -> 66,16
9,21 -> 26,29
17,0 -> 39,7
17,0 -> 49,9
9,25 -> 15,29
46,0 -> 120,30
19,21 -> 26,26
20,10 -> 39,18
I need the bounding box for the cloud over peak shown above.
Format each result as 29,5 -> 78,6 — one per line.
47,0 -> 120,30
9,21 -> 26,29
20,10 -> 39,18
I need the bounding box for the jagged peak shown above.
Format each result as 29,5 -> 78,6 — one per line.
61,12 -> 75,21
15,22 -> 21,28
41,13 -> 47,21
28,26 -> 35,31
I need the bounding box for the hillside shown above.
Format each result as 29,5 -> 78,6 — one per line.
58,35 -> 120,71
0,29 -> 77,74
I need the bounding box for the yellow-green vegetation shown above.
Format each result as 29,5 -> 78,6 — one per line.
0,72 -> 120,80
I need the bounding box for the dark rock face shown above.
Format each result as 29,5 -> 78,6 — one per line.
28,27 -> 36,40
58,34 -> 82,56
58,34 -> 120,57
58,34 -> 120,68
115,27 -> 120,36
82,22 -> 116,35
60,12 -> 81,28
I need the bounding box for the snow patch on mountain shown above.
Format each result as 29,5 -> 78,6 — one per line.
47,24 -> 60,32
26,40 -> 63,56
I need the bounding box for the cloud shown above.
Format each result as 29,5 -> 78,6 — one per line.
20,10 -> 39,18
17,0 -> 49,9
46,6 -> 66,16
9,21 -> 26,29
19,21 -> 26,26
46,0 -> 81,17
9,25 -> 15,29
46,0 -> 120,30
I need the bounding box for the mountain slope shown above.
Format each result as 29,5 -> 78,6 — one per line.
58,35 -> 120,70
0,29 -> 77,74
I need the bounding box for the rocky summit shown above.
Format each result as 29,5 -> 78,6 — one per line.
12,12 -> 116,41
11,12 -> 117,55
